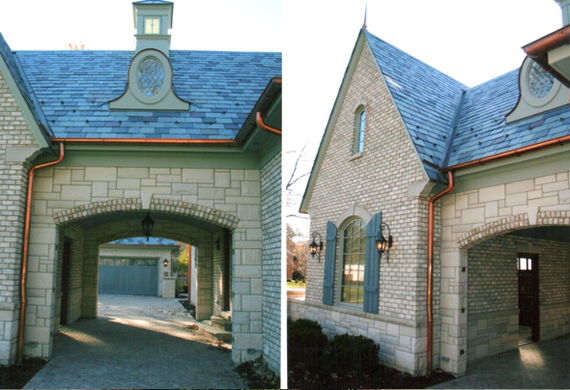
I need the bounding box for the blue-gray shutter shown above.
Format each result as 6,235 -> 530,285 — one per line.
363,212 -> 382,314
322,221 -> 337,306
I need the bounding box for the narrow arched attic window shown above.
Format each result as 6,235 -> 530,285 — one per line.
355,107 -> 366,153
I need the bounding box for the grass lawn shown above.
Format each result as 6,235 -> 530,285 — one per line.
287,280 -> 306,288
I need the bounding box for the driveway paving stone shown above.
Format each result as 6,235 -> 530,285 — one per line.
23,294 -> 247,389
430,334 -> 570,389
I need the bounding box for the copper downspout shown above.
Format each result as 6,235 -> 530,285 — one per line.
17,143 -> 65,363
256,112 -> 282,136
49,138 -> 237,146
427,171 -> 454,373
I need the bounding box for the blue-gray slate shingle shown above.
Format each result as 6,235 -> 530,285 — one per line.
364,29 -> 570,179
14,49 -> 281,139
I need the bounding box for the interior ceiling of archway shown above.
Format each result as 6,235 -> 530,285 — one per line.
72,210 -> 222,234
508,226 -> 570,243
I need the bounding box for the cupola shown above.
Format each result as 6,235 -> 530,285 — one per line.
110,0 -> 189,110
133,0 -> 174,57
556,0 -> 570,25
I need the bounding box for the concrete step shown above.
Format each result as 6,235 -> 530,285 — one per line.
198,321 -> 232,342
220,310 -> 232,321
211,315 -> 232,331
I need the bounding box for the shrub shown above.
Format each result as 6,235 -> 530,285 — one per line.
326,333 -> 380,387
288,319 -> 328,373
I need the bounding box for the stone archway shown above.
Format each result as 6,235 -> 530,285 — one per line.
458,211 -> 570,249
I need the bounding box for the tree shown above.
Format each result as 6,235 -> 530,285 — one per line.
175,245 -> 190,277
287,224 -> 308,280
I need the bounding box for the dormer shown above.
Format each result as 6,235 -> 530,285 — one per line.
110,0 -> 189,111
133,0 -> 174,57
506,0 -> 570,122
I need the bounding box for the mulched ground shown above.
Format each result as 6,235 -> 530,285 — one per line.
289,364 -> 455,389
178,299 -> 196,318
236,356 -> 280,389
0,358 -> 46,389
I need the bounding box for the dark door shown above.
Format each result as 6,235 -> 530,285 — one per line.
223,230 -> 231,311
518,253 -> 539,341
60,238 -> 72,326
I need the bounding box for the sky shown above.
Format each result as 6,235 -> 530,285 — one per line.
282,0 -> 564,237
0,0 -> 564,238
0,0 -> 281,52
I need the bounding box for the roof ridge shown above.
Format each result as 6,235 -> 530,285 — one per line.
465,68 -> 519,92
363,29 -> 468,89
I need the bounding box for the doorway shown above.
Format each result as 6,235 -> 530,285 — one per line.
518,253 -> 539,346
60,237 -> 72,326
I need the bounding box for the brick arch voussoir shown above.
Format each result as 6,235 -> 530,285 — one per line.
149,198 -> 239,230
458,210 -> 570,249
53,198 -> 240,231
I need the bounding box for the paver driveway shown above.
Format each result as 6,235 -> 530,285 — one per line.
23,295 -> 247,389
430,334 -> 570,389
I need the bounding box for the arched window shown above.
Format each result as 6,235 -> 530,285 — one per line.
339,218 -> 366,305
355,107 -> 366,153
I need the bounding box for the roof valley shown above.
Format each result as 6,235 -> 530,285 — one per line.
441,89 -> 467,168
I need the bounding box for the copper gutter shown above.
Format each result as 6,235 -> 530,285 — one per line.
256,112 -> 282,136
49,138 -> 237,146
442,133 -> 570,172
524,25 -> 570,58
523,25 -> 570,88
17,143 -> 65,363
427,171 -> 454,373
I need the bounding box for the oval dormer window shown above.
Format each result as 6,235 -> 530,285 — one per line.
137,57 -> 164,96
528,61 -> 554,99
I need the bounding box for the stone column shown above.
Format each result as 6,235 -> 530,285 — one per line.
161,277 -> 176,298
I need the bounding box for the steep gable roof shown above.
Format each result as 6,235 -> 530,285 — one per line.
15,50 -> 281,139
364,31 -> 466,180
364,29 -> 570,175
0,33 -> 54,137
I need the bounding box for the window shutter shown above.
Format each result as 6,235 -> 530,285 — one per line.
322,221 -> 337,306
363,212 -> 382,314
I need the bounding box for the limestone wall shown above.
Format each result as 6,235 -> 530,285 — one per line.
0,72 -> 39,365
439,168 -> 570,375
261,152 -> 281,373
21,162 -> 264,366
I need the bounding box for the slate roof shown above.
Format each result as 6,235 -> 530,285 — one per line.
0,33 -> 53,137
363,30 -> 570,180
107,237 -> 179,246
12,49 -> 281,139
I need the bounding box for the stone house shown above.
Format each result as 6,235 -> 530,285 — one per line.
292,0 -> 570,378
0,0 -> 281,374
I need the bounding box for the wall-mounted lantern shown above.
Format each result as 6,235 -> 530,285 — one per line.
309,232 -> 323,262
163,259 -> 169,268
215,237 -> 221,251
142,212 -> 155,242
376,223 -> 393,262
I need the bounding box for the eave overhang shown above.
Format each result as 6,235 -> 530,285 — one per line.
523,25 -> 570,88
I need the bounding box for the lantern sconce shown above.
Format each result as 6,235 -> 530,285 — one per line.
215,237 -> 221,251
142,212 -> 155,242
309,232 -> 323,262
376,223 -> 393,262
163,259 -> 169,268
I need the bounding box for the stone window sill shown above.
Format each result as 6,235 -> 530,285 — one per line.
349,152 -> 363,161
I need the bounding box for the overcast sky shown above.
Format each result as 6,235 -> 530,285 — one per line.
283,0 -> 563,236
